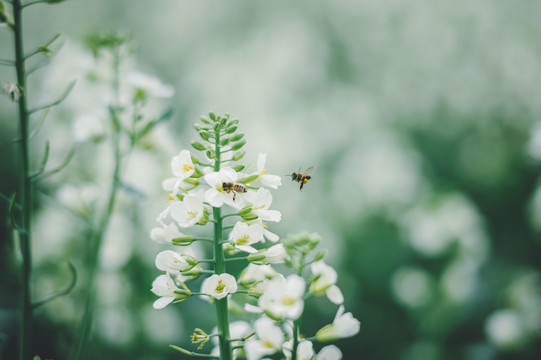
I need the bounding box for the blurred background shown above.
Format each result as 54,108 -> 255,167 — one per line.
1,0 -> 541,359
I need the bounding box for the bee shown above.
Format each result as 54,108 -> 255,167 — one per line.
290,166 -> 315,190
222,181 -> 247,201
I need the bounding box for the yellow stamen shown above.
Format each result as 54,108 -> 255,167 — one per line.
186,211 -> 197,221
183,164 -> 193,173
260,169 -> 267,175
262,339 -> 274,349
216,280 -> 225,293
282,295 -> 296,306
237,235 -> 250,245
165,192 -> 174,203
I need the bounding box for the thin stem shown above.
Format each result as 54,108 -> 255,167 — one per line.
0,58 -> 15,66
225,256 -> 248,262
291,257 -> 306,360
72,49 -> 126,360
13,0 -> 33,358
213,125 -> 233,360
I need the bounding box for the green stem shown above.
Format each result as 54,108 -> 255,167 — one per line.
72,49 -> 125,360
213,125 -> 233,360
13,1 -> 33,358
291,257 -> 306,360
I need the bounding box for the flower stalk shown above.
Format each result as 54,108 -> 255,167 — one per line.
12,0 -> 33,358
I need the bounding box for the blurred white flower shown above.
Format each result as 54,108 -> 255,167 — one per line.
251,188 -> 281,222
239,263 -> 279,287
127,70 -> 175,98
251,153 -> 281,189
244,317 -> 284,360
282,339 -> 314,360
485,309 -> 527,349
150,222 -> 189,244
202,273 -> 238,300
72,113 -> 105,142
316,305 -> 360,341
310,261 -> 344,305
259,274 -> 305,320
316,345 -> 343,360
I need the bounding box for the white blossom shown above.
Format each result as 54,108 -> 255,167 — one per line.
229,221 -> 264,253
127,70 -> 175,98
252,153 -> 282,189
251,188 -> 281,222
259,274 -> 305,320
170,195 -> 204,228
204,167 -> 244,208
151,274 -> 190,309
150,222 -> 189,244
310,261 -> 344,305
202,273 -> 238,300
155,250 -> 197,274
171,150 -> 195,179
316,345 -> 343,360
239,264 -> 279,287
316,305 -> 361,341
248,244 -> 287,265
244,317 -> 284,360
283,339 -> 314,360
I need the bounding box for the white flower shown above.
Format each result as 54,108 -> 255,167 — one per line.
150,222 -> 189,244
310,261 -> 344,305
251,188 -> 281,222
316,305 -> 361,341
151,274 -> 190,309
170,195 -> 204,228
259,274 -> 305,320
239,264 -> 278,287
252,153 -> 281,189
248,244 -> 287,265
316,345 -> 343,360
127,70 -> 175,98
202,273 -> 238,300
229,221 -> 264,253
244,317 -> 284,360
204,167 -> 243,208
283,339 -> 314,360
155,250 -> 197,274
171,150 -> 195,179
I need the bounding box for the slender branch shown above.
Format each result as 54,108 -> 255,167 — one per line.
23,33 -> 60,58
0,192 -> 22,210
169,345 -> 219,359
225,256 -> 248,262
0,58 -> 15,66
21,0 -> 46,8
13,0 -> 34,358
229,332 -> 255,342
32,262 -> 77,309
221,213 -> 239,219
28,80 -> 75,114
27,57 -> 50,75
197,259 -> 216,264
32,146 -> 76,181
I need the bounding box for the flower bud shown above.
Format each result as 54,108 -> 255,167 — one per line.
183,178 -> 199,186
232,151 -> 245,161
209,112 -> 216,121
238,206 -> 253,217
231,140 -> 246,151
240,174 -> 259,184
220,137 -> 230,146
226,125 -> 238,134
232,164 -> 245,172
206,150 -> 215,159
200,116 -> 211,125
172,236 -> 194,246
314,249 -> 327,262
199,130 -> 211,141
231,133 -> 244,141
191,141 -> 206,151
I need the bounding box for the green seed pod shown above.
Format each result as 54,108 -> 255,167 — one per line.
226,126 -> 238,134
191,141 -> 206,151
220,137 -> 230,146
231,140 -> 246,151
231,133 -> 245,141
232,164 -> 245,172
232,151 -> 246,161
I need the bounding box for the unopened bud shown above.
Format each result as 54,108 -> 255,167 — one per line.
191,141 -> 206,151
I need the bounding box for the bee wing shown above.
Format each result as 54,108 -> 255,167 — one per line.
303,166 -> 315,175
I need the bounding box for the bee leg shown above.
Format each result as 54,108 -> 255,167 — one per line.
232,191 -> 237,201
299,181 -> 303,190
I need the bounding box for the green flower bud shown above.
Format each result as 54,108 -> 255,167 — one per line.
240,174 -> 259,184
232,151 -> 246,161
232,164 -> 245,172
231,140 -> 246,151
192,166 -> 204,178
183,178 -> 199,186
200,116 -> 211,125
209,112 -> 216,121
231,133 -> 245,141
226,125 -> 238,134
220,137 -> 230,146
191,141 -> 206,151
190,154 -> 200,164
314,249 -> 327,262
206,150 -> 215,159
172,236 -> 194,246
238,206 -> 253,217
199,130 -> 212,141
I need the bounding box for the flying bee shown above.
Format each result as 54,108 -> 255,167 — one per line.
222,181 -> 247,201
290,166 -> 315,190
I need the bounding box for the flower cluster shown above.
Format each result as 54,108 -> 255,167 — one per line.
150,113 -> 360,360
